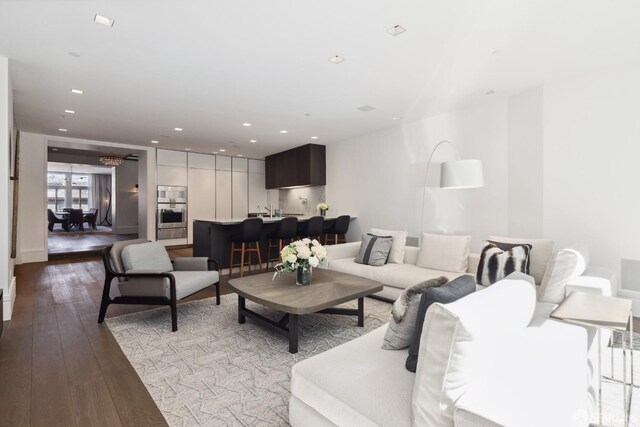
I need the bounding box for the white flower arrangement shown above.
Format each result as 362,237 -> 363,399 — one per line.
317,202 -> 330,211
273,238 -> 327,279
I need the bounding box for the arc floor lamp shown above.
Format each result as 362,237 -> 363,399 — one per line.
419,140 -> 484,235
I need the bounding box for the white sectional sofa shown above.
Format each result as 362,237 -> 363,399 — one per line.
294,238 -> 617,426
290,277 -> 591,426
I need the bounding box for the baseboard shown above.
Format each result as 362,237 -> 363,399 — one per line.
3,276 -> 16,321
17,249 -> 48,264
615,289 -> 640,314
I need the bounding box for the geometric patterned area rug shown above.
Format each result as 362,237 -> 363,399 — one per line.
107,294 -> 392,426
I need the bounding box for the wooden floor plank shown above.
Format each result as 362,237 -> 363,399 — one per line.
0,325 -> 33,426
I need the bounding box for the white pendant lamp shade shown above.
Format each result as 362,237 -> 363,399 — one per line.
440,159 -> 484,189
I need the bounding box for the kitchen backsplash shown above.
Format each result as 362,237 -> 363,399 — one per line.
279,186 -> 326,216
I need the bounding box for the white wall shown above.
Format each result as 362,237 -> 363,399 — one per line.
543,66 -> 640,292
0,56 -> 16,319
114,159 -> 139,234
326,98 -> 509,250
17,132 -> 48,263
507,87 -> 544,238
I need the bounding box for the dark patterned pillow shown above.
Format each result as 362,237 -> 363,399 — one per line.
476,242 -> 532,286
354,233 -> 393,266
488,239 -> 531,275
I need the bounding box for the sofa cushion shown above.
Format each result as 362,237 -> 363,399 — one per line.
405,275 -> 476,372
121,242 -> 174,273
291,325 -> 413,427
118,270 -> 219,299
355,234 -> 393,266
328,257 -> 463,292
539,245 -> 589,304
476,242 -> 531,286
489,236 -> 553,285
371,228 -> 408,264
417,233 -> 471,273
412,278 -> 536,426
383,277 -> 448,350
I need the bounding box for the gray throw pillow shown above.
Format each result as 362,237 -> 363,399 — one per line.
382,276 -> 449,350
405,274 -> 476,372
354,233 -> 393,266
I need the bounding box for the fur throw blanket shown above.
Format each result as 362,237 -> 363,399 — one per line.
392,276 -> 449,323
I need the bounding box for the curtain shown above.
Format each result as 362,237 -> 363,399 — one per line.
91,174 -> 112,226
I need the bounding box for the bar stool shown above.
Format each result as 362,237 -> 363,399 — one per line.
324,215 -> 350,245
229,218 -> 263,278
266,217 -> 298,271
299,216 -> 324,241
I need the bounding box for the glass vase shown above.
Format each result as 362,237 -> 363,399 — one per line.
296,264 -> 312,285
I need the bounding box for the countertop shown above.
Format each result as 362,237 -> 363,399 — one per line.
194,215 -> 357,225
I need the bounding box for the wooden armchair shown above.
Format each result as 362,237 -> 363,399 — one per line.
98,240 -> 220,331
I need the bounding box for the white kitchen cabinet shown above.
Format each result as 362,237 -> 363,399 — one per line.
187,168 -> 215,244
188,152 -> 215,170
157,149 -> 187,167
157,165 -> 188,186
216,170 -> 232,218
248,159 -> 265,174
248,171 -> 268,212
232,157 -> 248,172
232,171 -> 248,218
216,155 -> 232,171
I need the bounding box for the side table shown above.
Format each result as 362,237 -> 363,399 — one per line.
550,291 -> 633,427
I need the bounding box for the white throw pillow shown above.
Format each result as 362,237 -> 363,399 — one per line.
412,277 -> 536,426
417,233 -> 471,273
370,228 -> 408,264
539,245 -> 589,303
489,236 -> 554,285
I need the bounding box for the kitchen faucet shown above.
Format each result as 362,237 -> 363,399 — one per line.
264,204 -> 273,219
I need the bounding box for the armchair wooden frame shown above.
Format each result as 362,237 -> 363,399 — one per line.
98,246 -> 220,332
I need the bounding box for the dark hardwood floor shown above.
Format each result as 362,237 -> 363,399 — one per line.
0,247 -> 233,427
48,228 -> 137,256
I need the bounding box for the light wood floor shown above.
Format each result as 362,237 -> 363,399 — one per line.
0,247 -> 234,427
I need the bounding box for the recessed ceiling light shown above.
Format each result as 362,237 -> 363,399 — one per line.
219,149 -> 226,152
64,109 -> 75,114
310,136 -> 319,139
387,25 -> 406,36
329,55 -> 345,64
71,89 -> 84,94
392,117 -> 400,121
213,151 -> 218,154
492,50 -> 502,56
185,148 -> 191,151
357,105 -> 376,112
58,128 -> 68,132
280,130 -> 288,134
68,51 -> 80,58
242,123 -> 252,127
94,14 -> 115,27
51,148 -> 59,151
151,140 -> 159,144
174,127 -> 183,131
237,154 -> 244,157
485,90 -> 495,95
250,139 -> 257,143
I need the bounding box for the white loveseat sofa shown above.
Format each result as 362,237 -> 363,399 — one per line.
290,277 -> 591,426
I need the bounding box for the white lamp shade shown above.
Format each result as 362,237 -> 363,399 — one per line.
440,159 -> 484,189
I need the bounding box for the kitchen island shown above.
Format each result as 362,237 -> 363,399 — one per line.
193,216 -> 357,272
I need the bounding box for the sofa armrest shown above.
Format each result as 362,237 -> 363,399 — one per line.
467,253 -> 480,275
565,266 -> 614,297
173,257 -> 211,271
454,320 -> 589,427
323,242 -> 361,268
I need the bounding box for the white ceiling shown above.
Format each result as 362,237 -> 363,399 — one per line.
2,0 -> 640,158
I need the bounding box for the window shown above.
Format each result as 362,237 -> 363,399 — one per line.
47,172 -> 91,212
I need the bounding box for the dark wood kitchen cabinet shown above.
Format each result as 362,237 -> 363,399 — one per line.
265,144 -> 326,189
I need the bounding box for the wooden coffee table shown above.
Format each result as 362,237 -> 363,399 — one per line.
228,269 -> 383,353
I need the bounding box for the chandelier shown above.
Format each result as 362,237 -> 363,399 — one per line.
99,155 -> 123,166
